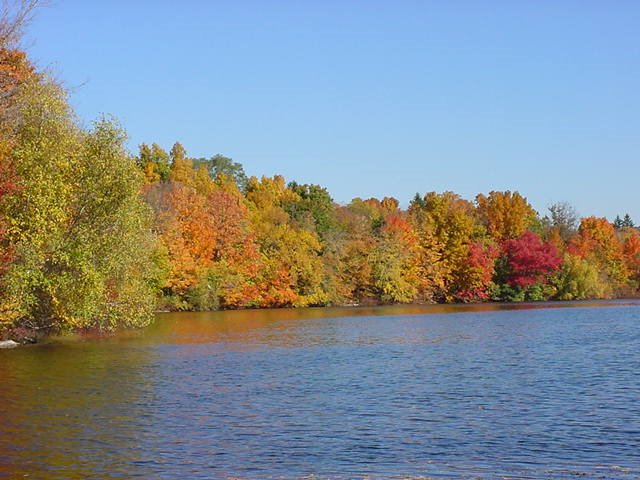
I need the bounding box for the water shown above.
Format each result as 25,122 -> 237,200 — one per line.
1,301 -> 639,479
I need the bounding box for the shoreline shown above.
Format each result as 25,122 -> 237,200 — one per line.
4,297 -> 640,348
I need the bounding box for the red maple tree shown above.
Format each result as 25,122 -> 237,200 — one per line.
502,230 -> 562,288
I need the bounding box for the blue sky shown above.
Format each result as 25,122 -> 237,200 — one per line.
26,1 -> 640,221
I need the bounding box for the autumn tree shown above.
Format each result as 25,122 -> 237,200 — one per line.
331,197 -> 414,304
569,216 -> 628,295
137,143 -> 170,183
150,182 -> 215,303
0,5 -> 37,325
168,141 -> 195,185
202,189 -> 260,307
148,174 -> 262,311
1,78 -> 160,332
0,46 -> 33,278
552,253 -> 606,300
325,201 -> 379,304
0,45 -> 34,125
409,191 -> 484,301
0,153 -> 18,277
283,181 -> 355,304
454,241 -> 499,302
245,176 -> 327,307
622,228 -> 640,292
476,191 -> 538,242
369,213 -> 421,303
193,163 -> 215,196
502,231 -> 562,288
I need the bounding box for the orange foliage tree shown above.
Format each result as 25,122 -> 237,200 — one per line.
410,191 -> 486,301
133,140 -> 638,308
622,228 -> 640,291
246,176 -> 327,307
476,191 -> 538,242
0,47 -> 35,123
569,217 -> 628,294
147,179 -> 261,310
454,241 -> 499,302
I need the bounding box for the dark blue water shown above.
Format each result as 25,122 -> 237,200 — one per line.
1,302 -> 639,478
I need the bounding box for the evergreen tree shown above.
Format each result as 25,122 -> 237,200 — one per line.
613,215 -> 624,230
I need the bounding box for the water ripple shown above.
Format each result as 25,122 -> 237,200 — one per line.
0,302 -> 639,478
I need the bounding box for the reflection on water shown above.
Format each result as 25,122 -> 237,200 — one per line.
1,300 -> 639,479
0,343 -> 156,478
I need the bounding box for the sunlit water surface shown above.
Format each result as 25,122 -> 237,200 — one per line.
1,301 -> 639,479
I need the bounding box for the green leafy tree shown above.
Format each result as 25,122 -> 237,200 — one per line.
552,254 -> 607,300
285,181 -> 337,239
194,154 -> 248,191
138,143 -> 170,182
569,216 -> 628,293
1,78 -> 160,332
369,214 -> 420,303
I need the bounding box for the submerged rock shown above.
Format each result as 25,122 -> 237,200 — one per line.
0,340 -> 20,349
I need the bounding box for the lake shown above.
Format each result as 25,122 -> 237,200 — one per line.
1,301 -> 639,479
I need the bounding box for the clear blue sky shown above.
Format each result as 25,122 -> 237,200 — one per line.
26,1 -> 640,221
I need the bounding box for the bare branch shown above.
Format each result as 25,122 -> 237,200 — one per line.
0,0 -> 40,48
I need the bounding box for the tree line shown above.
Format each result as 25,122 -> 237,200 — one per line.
1,7 -> 639,339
